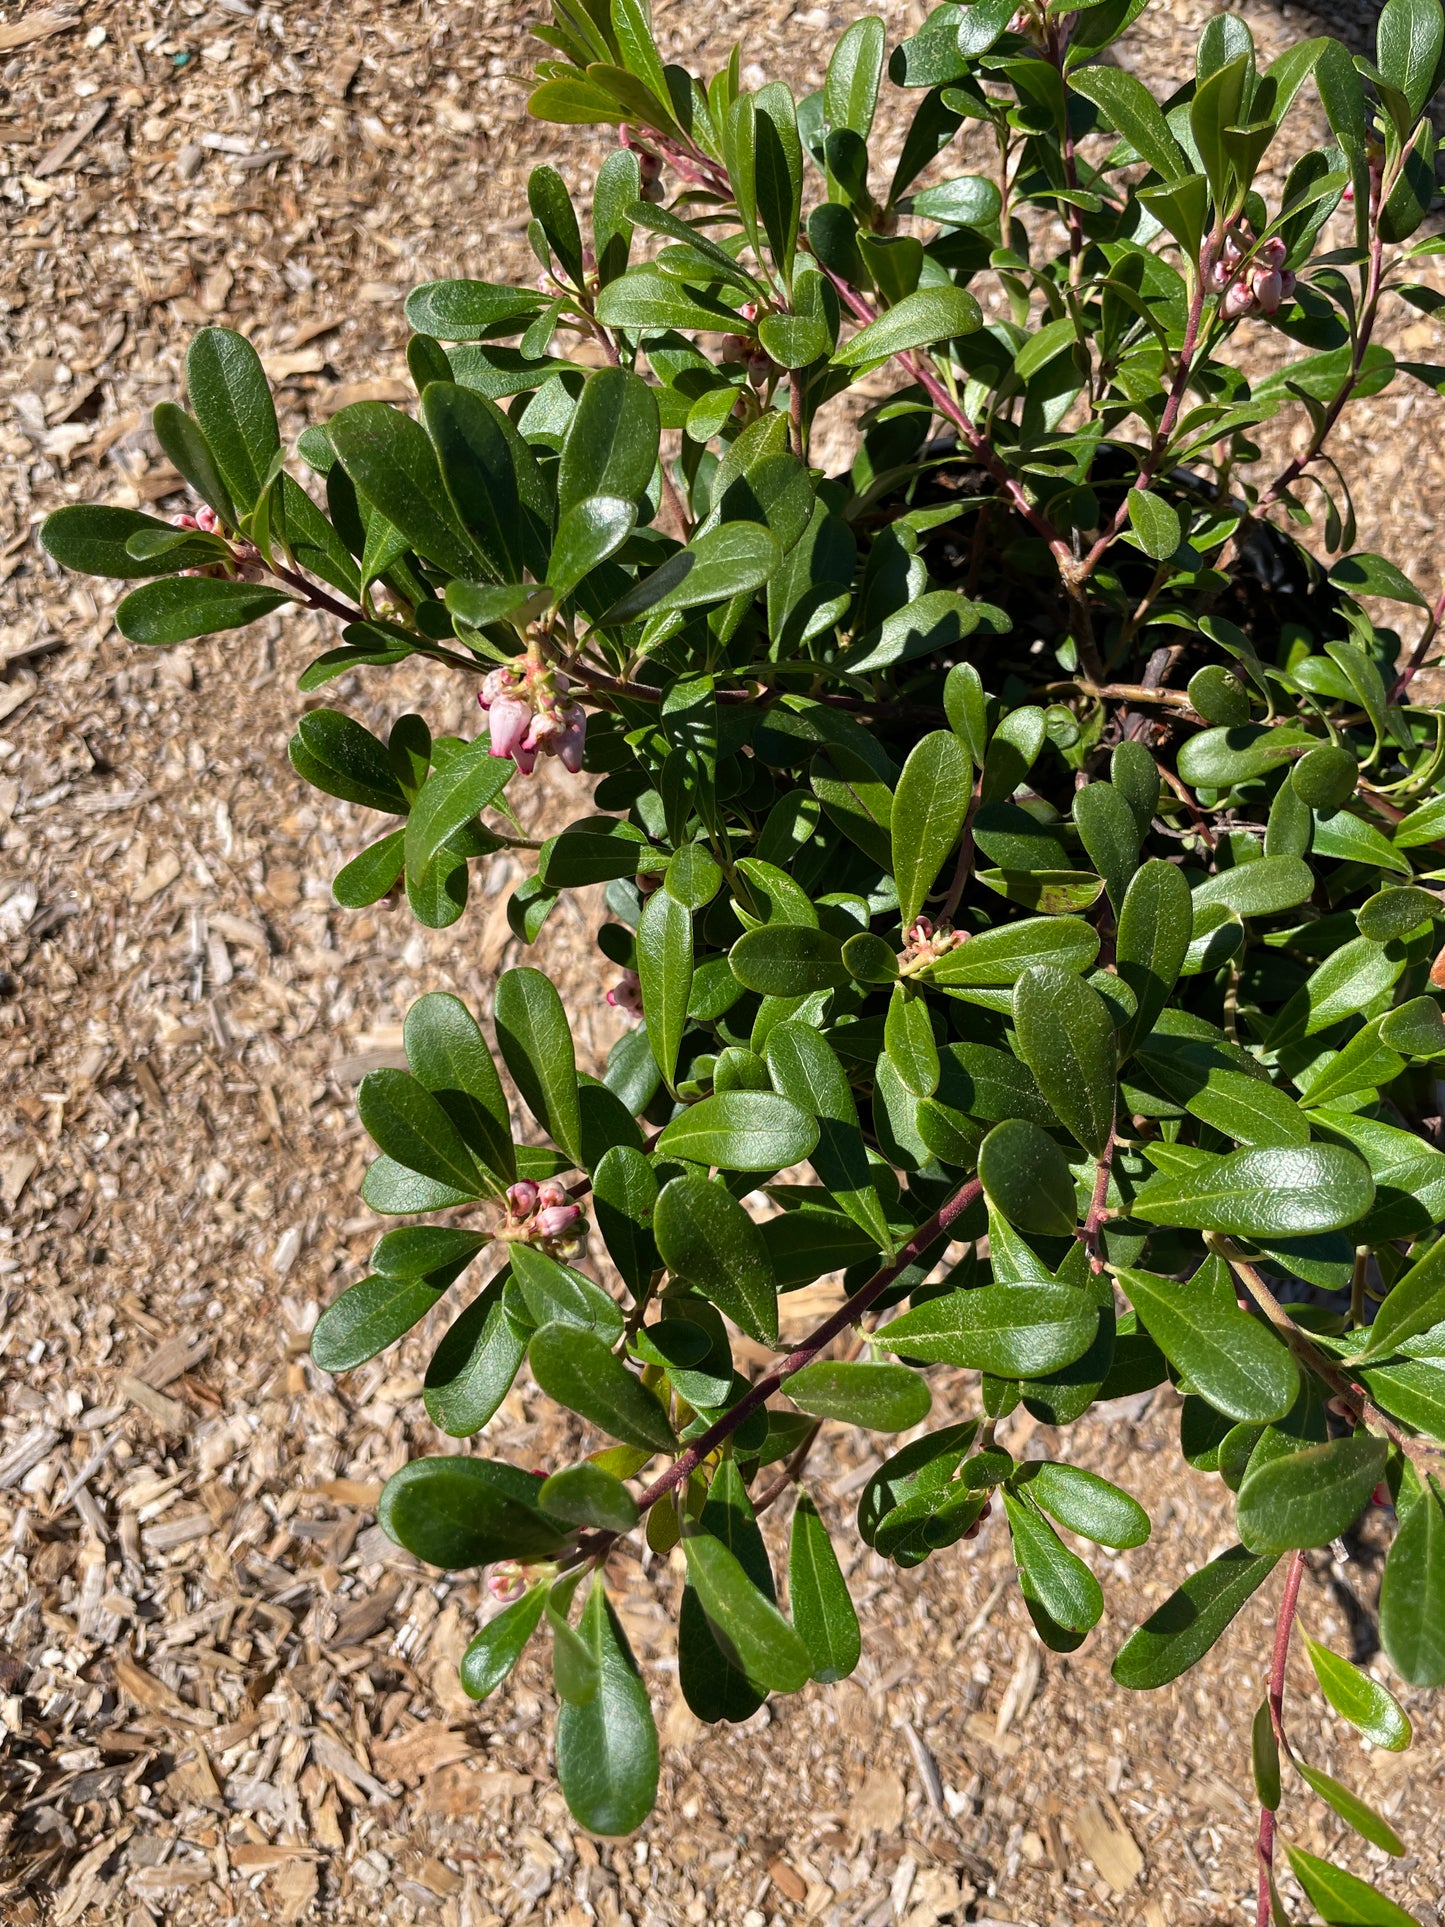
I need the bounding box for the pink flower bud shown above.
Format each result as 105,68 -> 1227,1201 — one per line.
175,513 -> 199,530
607,969 -> 643,1016
537,1180 -> 568,1211
1206,256 -> 1231,293
1252,267 -> 1283,315
527,709 -> 561,748
507,1180 -> 539,1219
196,505 -> 219,533
487,696 -> 532,762
479,667 -> 515,712
512,738 -> 539,776
488,1561 -> 527,1603
1258,235 -> 1287,271
556,709 -> 587,774
1222,278 -> 1255,319
1221,232 -> 1245,269
1277,269 -> 1296,303
536,1203 -> 582,1239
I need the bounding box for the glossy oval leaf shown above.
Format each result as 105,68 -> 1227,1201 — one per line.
783,1360 -> 931,1432
789,1493 -> 861,1683
653,1172 -> 780,1346
1236,1433 -> 1389,1554
654,1091 -> 819,1174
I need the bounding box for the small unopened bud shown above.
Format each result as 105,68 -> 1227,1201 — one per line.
488,1561 -> 527,1603
1222,278 -> 1255,320
507,1180 -> 540,1219
607,969 -> 643,1016
175,513 -> 199,530
536,1202 -> 582,1239
1258,235 -> 1287,271
196,504 -> 219,533
1252,267 -> 1283,315
537,1180 -> 568,1211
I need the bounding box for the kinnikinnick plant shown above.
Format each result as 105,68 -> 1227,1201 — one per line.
39,0 -> 1445,1911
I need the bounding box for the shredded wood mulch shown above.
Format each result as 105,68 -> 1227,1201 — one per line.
2,1 -> 1443,1923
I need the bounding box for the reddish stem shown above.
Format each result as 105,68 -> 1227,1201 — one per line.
1392,582 -> 1445,700
566,1176 -> 983,1567
1256,1549 -> 1306,1927
1082,1130 -> 1115,1272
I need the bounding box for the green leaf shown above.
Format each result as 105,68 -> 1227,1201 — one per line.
595,265 -> 742,333
910,173 -> 1003,226
665,844 -> 723,910
1003,1491 -> 1104,1635
185,327 -> 280,514
885,985 -> 939,1098
1127,488 -> 1182,560
460,1583 -> 547,1701
657,1091 -> 819,1175
1116,1263 -> 1298,1422
1303,1635 -> 1412,1751
1294,1761 -> 1405,1856
1236,1434 -> 1389,1554
509,1241 -> 624,1345
547,489 -> 639,593
494,967 -> 584,1169
556,1584 -> 660,1836
1013,965 -> 1116,1158
825,14 -> 886,137
682,1528 -> 813,1693
1176,723 -> 1313,787
1329,549 -> 1430,608
1254,1696 -> 1282,1810
764,1021 -> 892,1250
41,504 -> 219,580
636,872 -> 693,1094
1074,781 -> 1141,917
591,1145 -> 659,1299
789,1494 -> 860,1683
1112,1544 -> 1279,1688
539,1463 -> 640,1532
978,1119 -> 1078,1238
406,278 -> 545,339
1282,1844 -> 1418,1926
291,709 -> 409,814
879,1283 -> 1099,1378
404,736 -> 512,884
529,1323 -> 675,1452
115,576 -> 291,647
539,816 -> 652,888
379,1456 -> 569,1568
784,1360 -> 931,1432
1117,859 -> 1193,1055
1013,1461 -> 1151,1549
421,382 -> 540,581
356,1068 -> 487,1197
654,1172 -> 780,1346
1358,889 -> 1437,944
423,1270 -> 528,1437
1193,855 -> 1315,919
311,1272 -> 447,1374
1132,1145 -> 1374,1236
329,400 -> 482,581
334,830 -> 406,908
832,285 -> 984,368
1184,1069 -> 1311,1147
611,520 -> 783,622
557,365 -> 661,515
892,731 -> 972,929
1272,936 -> 1410,1051
1379,1474 -> 1445,1686
1069,63 -> 1188,178
405,990 -> 515,1188
1358,1233 -> 1445,1361
919,916 -> 1100,989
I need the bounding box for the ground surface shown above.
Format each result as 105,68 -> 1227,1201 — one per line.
1,2 -> 1444,1924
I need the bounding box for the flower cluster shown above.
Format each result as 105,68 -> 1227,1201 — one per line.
501,1177 -> 587,1260
1207,228 -> 1296,318
173,504 -> 264,579
899,916 -> 967,971
478,656 -> 587,775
